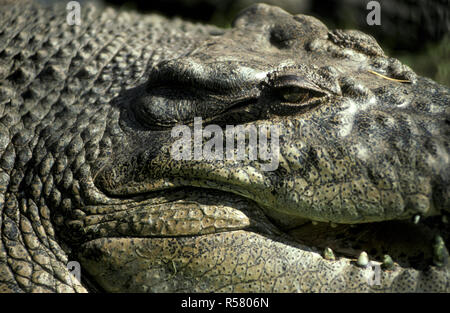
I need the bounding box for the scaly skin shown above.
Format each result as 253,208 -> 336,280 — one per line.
0,2 -> 449,292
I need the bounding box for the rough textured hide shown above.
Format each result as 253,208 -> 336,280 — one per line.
0,1 -> 449,292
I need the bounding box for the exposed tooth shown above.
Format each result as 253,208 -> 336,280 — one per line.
330,222 -> 338,228
433,235 -> 449,267
357,251 -> 369,267
442,216 -> 448,224
413,215 -> 421,224
382,254 -> 394,270
323,247 -> 335,261
311,221 -> 318,226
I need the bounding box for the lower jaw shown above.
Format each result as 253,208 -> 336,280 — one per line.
76,229 -> 450,293
101,185 -> 449,270
79,187 -> 449,292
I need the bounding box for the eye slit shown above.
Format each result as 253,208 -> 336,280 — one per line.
277,86 -> 325,103
279,87 -> 309,103
268,74 -> 327,104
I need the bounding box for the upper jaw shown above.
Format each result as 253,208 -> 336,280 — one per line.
97,77 -> 449,226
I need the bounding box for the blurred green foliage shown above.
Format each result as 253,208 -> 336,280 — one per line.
394,35 -> 449,87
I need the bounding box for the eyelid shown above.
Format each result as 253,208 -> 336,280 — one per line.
133,85 -> 261,130
270,74 -> 326,95
266,74 -> 328,105
148,60 -> 263,93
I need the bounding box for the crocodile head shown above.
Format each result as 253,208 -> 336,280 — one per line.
2,3 -> 448,292
76,4 -> 449,292
96,5 -> 450,224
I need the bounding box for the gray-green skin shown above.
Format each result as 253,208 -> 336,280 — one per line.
0,1 -> 449,293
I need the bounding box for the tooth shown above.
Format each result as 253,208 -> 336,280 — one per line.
311,221 -> 318,226
357,251 -> 369,267
433,235 -> 449,267
330,222 -> 338,228
382,254 -> 394,270
442,216 -> 448,224
413,215 -> 421,224
323,247 -> 335,261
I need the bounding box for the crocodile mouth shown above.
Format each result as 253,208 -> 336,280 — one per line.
74,184 -> 450,292
85,185 -> 449,272
288,214 -> 449,271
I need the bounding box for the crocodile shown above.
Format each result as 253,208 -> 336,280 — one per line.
0,1 -> 449,293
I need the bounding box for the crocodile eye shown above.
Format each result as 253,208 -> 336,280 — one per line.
269,74 -> 327,104
278,86 -> 320,103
